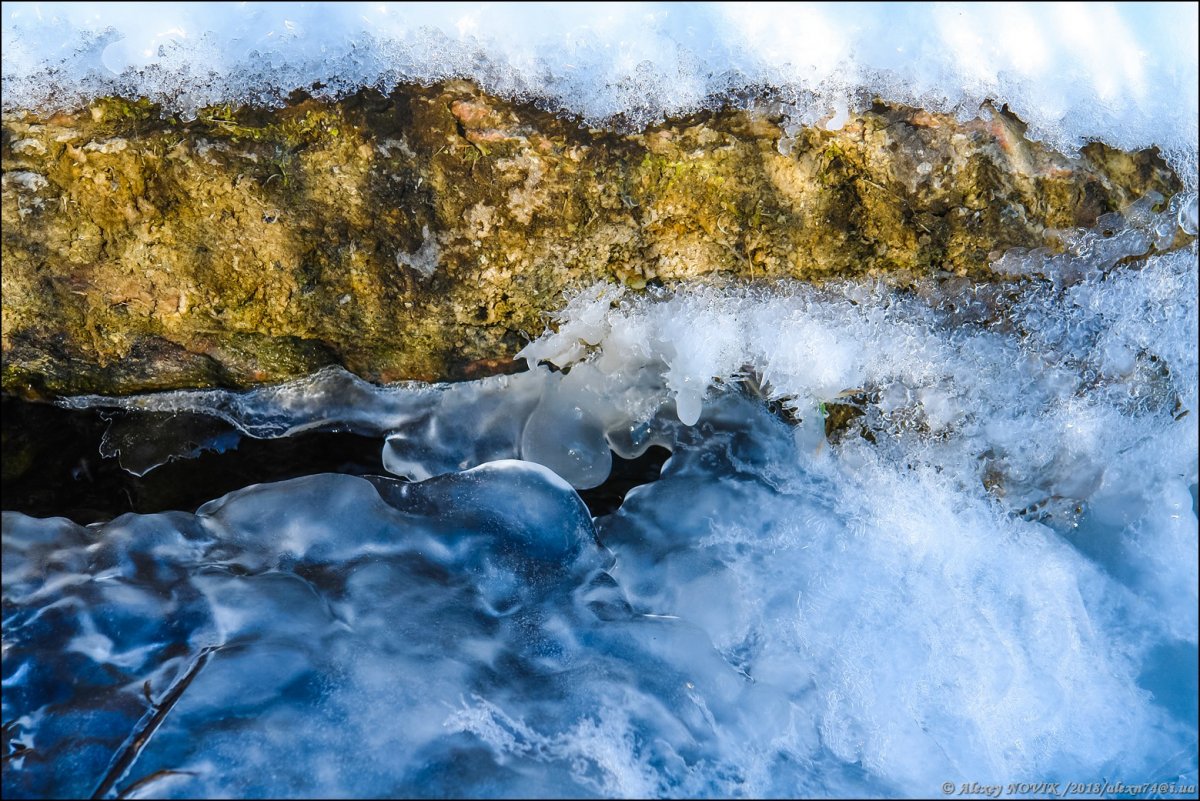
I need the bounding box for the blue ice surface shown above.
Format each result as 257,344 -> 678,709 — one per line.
3,391 -> 1197,799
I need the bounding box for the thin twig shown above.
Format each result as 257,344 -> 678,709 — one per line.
91,645 -> 219,800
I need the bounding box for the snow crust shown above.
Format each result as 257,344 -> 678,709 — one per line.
3,3 -> 1197,179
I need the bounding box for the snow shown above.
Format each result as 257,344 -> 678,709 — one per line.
3,2 -> 1197,178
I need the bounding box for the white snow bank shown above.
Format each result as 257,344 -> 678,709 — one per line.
3,2 -> 1197,176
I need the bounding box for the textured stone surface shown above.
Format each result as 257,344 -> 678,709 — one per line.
1,81 -> 1185,396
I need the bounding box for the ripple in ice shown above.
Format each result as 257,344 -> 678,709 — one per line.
4,389 -> 1197,798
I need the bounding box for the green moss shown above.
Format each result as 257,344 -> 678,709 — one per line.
88,96 -> 161,134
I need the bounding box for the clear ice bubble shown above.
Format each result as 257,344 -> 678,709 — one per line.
1179,193 -> 1199,236
521,380 -> 612,489
674,387 -> 703,426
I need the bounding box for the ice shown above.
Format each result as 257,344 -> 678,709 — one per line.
378,369 -> 549,481
371,459 -> 595,566
2,464 -> 609,798
99,410 -> 241,476
3,3 -> 1197,180
520,371 -> 613,489
1182,194 -> 1200,236
6,382 -> 1196,797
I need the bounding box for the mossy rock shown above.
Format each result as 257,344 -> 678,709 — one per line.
1,83 -> 1187,397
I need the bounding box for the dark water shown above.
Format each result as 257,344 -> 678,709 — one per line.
1,395 -> 670,523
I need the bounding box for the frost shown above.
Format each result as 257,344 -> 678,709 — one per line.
2,3 -> 1196,182
395,224 -> 439,278
2,170 -> 47,191
989,190 -> 1197,283
9,136 -> 44,154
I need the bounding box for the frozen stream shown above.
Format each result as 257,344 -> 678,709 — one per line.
2,2 -> 1198,798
